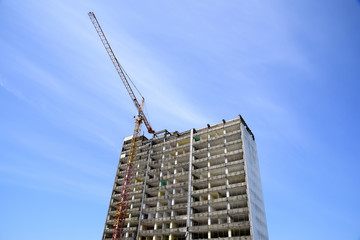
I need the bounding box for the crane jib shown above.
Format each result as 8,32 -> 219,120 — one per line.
88,12 -> 154,134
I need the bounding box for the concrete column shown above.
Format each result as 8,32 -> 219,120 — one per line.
186,129 -> 194,240
208,205 -> 213,212
228,229 -> 232,238
171,178 -> 176,209
227,210 -> 232,237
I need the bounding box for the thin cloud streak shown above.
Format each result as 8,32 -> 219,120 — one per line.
1,0 -> 211,133
0,164 -> 108,199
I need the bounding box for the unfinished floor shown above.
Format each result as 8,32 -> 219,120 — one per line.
102,116 -> 269,240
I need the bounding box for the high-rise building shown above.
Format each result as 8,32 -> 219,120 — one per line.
102,116 -> 269,240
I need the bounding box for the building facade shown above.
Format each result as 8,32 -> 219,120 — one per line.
102,116 -> 269,240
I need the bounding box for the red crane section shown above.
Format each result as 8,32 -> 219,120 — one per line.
88,12 -> 155,240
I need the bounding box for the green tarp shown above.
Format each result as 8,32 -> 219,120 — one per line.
193,135 -> 201,142
159,180 -> 167,186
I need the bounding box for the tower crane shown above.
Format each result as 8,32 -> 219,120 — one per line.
88,12 -> 155,240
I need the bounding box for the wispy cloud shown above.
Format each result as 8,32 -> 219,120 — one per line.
0,163 -> 109,199
1,0 -> 212,135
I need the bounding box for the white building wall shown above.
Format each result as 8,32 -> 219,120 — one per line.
243,125 -> 269,240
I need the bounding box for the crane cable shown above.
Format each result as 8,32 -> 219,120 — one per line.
119,64 -> 144,100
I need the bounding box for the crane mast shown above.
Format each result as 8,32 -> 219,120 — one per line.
88,12 -> 154,240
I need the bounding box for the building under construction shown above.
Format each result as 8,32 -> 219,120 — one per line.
102,116 -> 269,240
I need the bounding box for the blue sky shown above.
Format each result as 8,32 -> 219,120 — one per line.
1,0 -> 359,239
